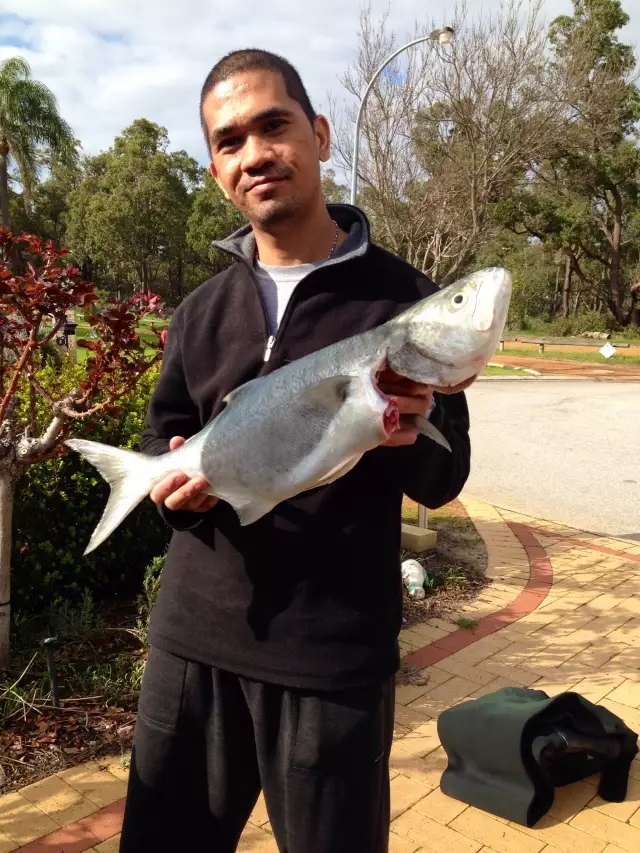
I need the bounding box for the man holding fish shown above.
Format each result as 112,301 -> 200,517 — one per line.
68,48 -> 511,853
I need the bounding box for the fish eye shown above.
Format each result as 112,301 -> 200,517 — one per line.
451,291 -> 467,309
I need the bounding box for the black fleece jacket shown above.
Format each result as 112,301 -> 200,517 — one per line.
140,204 -> 471,690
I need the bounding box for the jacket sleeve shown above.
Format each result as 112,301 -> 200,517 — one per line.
374,388 -> 471,509
139,310 -> 212,532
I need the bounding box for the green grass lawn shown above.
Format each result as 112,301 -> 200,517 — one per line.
482,365 -> 531,376
71,316 -> 167,361
508,323 -> 640,347
500,347 -> 640,365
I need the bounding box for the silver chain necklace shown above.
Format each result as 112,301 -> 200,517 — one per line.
326,219 -> 340,259
257,219 -> 339,262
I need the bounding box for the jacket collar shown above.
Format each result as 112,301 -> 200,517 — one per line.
211,203 -> 371,268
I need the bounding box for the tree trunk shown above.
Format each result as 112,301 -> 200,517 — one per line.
0,140 -> 10,229
562,254 -> 572,318
573,290 -> 581,315
0,470 -> 14,671
609,188 -> 624,324
551,263 -> 561,317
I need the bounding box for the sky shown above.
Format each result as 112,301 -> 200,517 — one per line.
0,0 -> 638,170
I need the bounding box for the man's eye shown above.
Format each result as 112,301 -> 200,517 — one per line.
265,119 -> 286,132
220,136 -> 242,150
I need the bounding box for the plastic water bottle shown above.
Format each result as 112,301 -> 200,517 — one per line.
402,559 -> 426,600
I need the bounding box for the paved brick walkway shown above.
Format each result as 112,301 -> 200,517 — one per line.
2,498 -> 640,852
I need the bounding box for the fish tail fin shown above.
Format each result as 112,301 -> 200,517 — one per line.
65,438 -> 158,555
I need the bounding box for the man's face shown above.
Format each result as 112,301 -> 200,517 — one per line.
204,70 -> 330,227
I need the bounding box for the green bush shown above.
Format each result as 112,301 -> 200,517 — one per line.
618,324 -> 640,340
549,311 -> 616,337
136,552 -> 165,649
11,360 -> 170,612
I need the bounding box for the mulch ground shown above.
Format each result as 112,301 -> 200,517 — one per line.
397,499 -> 488,684
495,353 -> 640,380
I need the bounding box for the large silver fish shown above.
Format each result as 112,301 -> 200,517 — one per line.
66,267 -> 512,555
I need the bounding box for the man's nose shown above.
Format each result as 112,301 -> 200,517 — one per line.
242,134 -> 275,173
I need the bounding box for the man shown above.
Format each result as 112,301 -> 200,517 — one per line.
120,49 -> 472,853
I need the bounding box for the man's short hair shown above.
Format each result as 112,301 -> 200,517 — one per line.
200,48 -> 316,151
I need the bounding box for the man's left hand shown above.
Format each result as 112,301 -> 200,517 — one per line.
377,368 -> 477,447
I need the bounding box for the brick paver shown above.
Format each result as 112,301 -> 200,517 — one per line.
2,498 -> 639,852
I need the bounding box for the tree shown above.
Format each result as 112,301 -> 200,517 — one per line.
66,119 -> 200,301
497,0 -> 640,326
472,232 -> 558,326
330,2 -> 566,282
29,153 -> 82,245
186,171 -> 246,277
321,168 -> 348,204
0,57 -> 76,228
0,228 -> 164,668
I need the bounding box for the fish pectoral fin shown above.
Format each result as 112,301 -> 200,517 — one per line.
295,374 -> 353,410
400,414 -> 452,452
225,496 -> 277,526
306,453 -> 363,490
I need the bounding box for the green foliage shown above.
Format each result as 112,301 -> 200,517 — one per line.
11,359 -> 169,612
500,0 -> 640,327
0,56 -> 77,227
135,552 -> 165,648
321,168 -> 348,204
455,617 -> 478,631
548,310 -> 615,336
472,234 -> 557,328
186,171 -> 246,275
65,119 -> 201,301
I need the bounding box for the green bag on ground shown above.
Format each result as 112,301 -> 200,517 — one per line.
437,686 -> 638,827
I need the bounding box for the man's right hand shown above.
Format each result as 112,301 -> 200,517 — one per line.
149,436 -> 219,513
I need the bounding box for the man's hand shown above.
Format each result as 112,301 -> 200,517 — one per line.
377,368 -> 477,447
149,436 -> 219,512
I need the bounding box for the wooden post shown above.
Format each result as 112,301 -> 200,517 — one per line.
499,340 -> 505,352
538,342 -> 545,354
401,502 -> 436,552
66,310 -> 77,364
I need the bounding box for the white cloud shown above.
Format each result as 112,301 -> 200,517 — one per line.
0,0 -> 637,168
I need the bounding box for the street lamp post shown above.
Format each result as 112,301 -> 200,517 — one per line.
349,26 -> 454,206
349,26 -> 454,552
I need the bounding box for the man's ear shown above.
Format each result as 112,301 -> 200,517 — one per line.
209,162 -> 230,200
314,114 -> 331,163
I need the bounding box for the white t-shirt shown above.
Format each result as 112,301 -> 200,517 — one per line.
254,260 -> 324,335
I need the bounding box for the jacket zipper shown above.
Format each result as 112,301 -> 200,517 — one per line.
249,262 -> 323,364
240,255 -> 335,365
262,266 -> 323,364
263,334 -> 275,362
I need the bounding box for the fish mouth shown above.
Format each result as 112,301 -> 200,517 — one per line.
383,399 -> 400,436
372,362 -> 401,437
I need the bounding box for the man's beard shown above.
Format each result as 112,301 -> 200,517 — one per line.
247,194 -> 305,227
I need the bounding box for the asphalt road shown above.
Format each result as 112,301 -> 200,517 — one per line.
462,380 -> 640,543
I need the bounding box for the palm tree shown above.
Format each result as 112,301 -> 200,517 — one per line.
0,57 -> 75,227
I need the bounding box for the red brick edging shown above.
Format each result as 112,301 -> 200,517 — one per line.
402,522 -> 553,670
16,799 -> 125,852
529,525 -> 640,563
